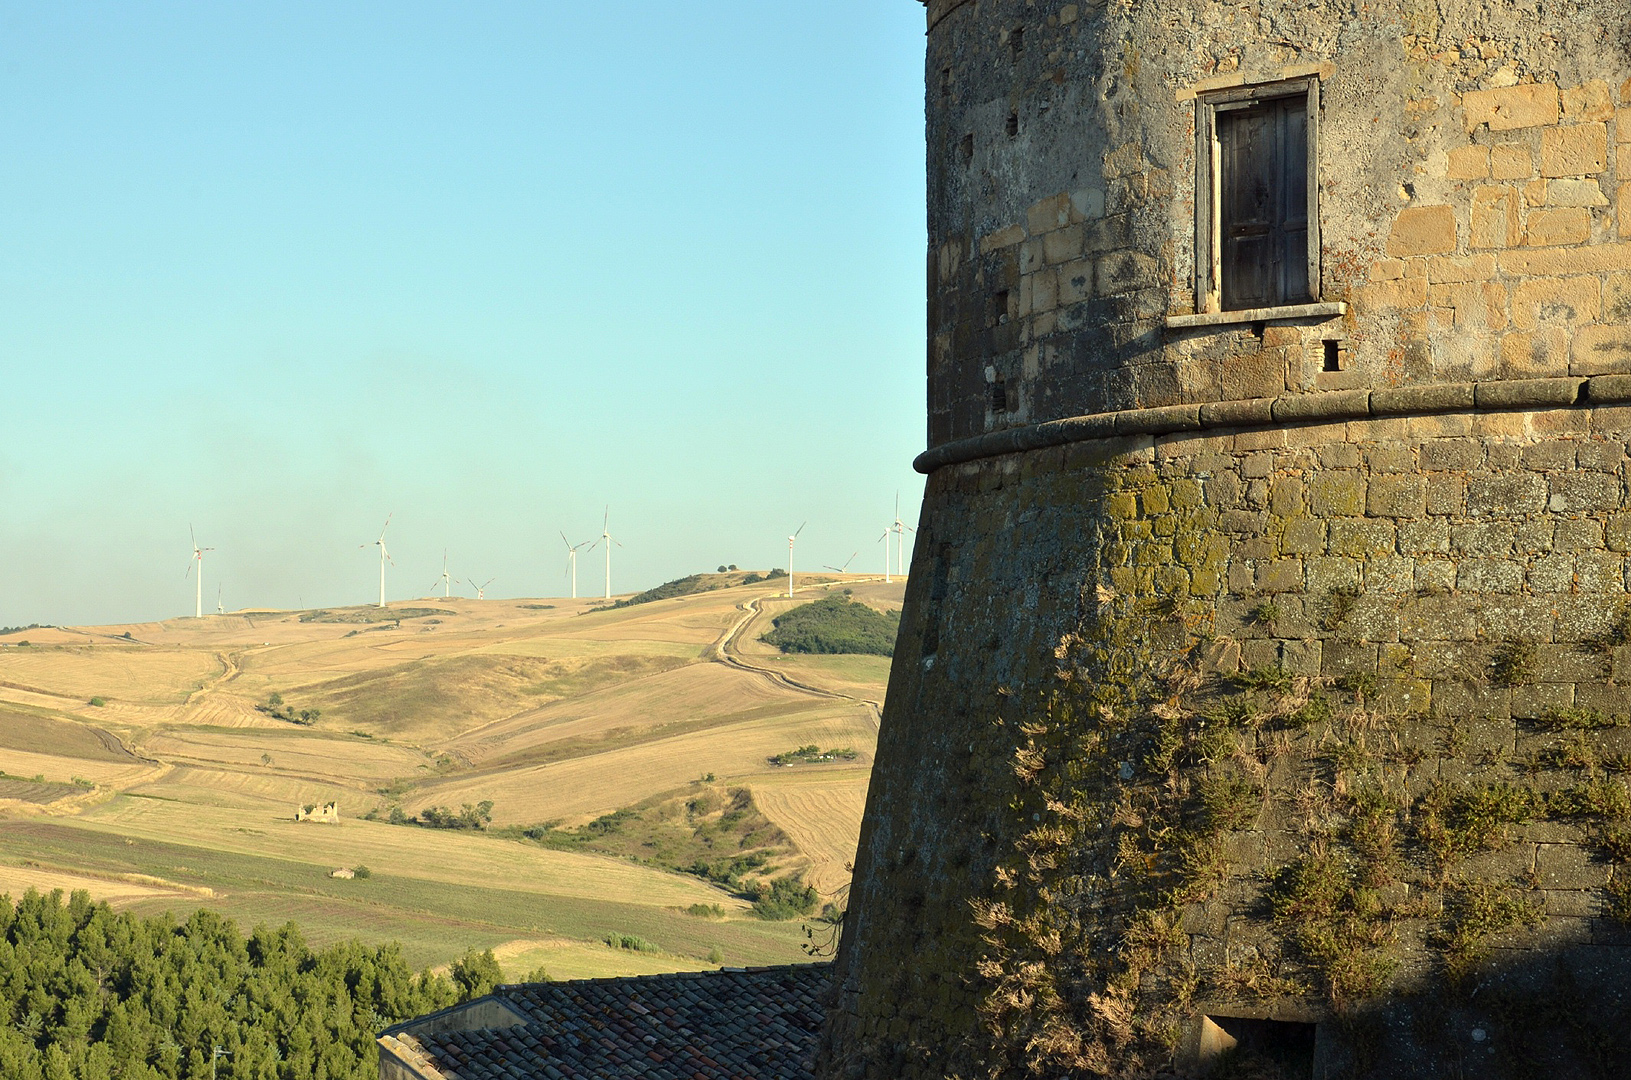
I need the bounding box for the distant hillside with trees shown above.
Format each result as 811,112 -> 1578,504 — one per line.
0,889 -> 497,1080
761,593 -> 900,657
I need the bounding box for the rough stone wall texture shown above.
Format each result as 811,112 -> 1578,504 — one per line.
821,2 -> 1631,1078
925,0 -> 1631,448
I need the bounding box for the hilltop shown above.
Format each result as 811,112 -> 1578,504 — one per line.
0,573 -> 901,979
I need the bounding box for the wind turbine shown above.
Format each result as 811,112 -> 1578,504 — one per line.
824,551 -> 859,573
587,508 -> 621,600
890,495 -> 917,579
468,577 -> 494,601
561,532 -> 593,599
216,585 -> 224,616
361,515 -> 393,608
786,522 -> 806,599
428,551 -> 456,598
185,527 -> 214,619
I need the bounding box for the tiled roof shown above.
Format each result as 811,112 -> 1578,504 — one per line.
380,964 -> 831,1080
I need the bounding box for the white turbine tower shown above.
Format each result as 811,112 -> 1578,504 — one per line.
468,577 -> 494,600
216,585 -> 224,616
786,522 -> 806,599
361,515 -> 393,608
587,509 -> 621,600
890,494 -> 917,579
430,551 -> 454,598
185,526 -> 214,619
561,532 -> 593,599
877,525 -> 893,583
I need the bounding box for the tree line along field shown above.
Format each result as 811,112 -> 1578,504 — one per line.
0,573 -> 900,981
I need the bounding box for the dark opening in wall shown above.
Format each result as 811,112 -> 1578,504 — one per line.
1010,26 -> 1024,56
1193,1015 -> 1317,1078
1005,110 -> 1019,138
940,67 -> 952,97
1323,340 -> 1342,371
960,133 -> 974,164
991,289 -> 1010,325
990,375 -> 1008,413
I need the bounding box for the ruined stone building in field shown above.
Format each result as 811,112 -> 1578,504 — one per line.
822,1 -> 1631,1077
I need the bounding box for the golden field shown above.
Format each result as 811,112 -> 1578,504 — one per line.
0,573 -> 894,977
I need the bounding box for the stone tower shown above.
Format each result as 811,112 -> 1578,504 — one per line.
822,2 -> 1631,1077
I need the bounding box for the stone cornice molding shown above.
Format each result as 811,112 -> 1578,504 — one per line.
923,0 -> 973,32
913,375 -> 1631,474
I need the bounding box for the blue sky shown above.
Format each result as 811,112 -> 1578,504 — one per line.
0,2 -> 928,624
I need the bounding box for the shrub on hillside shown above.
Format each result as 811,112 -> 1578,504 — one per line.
761,592 -> 900,656
418,801 -> 494,830
750,876 -> 820,920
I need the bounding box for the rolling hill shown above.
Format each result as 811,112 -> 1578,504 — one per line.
0,573 -> 898,979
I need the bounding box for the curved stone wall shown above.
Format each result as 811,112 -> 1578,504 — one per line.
823,404 -> 1631,1077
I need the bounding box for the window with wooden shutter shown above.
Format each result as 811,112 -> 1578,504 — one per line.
1193,76 -> 1322,315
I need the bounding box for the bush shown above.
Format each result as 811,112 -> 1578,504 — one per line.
750,876 -> 820,920
604,932 -> 659,953
87,696 -> 106,707
685,903 -> 726,919
352,865 -> 372,879
419,801 -> 494,830
761,593 -> 900,656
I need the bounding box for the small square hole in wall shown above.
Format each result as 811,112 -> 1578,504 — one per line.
1323,340 -> 1343,372
940,67 -> 953,98
1005,110 -> 1019,138
1194,1015 -> 1317,1078
990,375 -> 1008,413
960,133 -> 974,164
1010,26 -> 1024,57
991,289 -> 1010,325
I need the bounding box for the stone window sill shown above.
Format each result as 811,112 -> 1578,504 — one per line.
1164,301 -> 1346,330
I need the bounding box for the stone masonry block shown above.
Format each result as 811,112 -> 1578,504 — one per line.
1464,83 -> 1561,131
1537,843 -> 1610,889
1471,185 -> 1521,248
1025,193 -> 1072,235
1447,145 -> 1489,179
1414,559 -> 1458,593
1520,441 -> 1578,470
1572,324 -> 1631,375
1387,205 -> 1458,256
1400,519 -> 1452,554
1563,80 -> 1616,121
1305,556 -> 1361,592
1328,519 -> 1396,557
1548,179 -> 1610,206
1524,206 -> 1594,247
1511,682 -> 1576,719
1552,471 -> 1624,512
1556,519 -> 1606,550
1541,123 -> 1609,176
1425,475 -> 1466,514
1280,518 -> 1326,555
1368,474 -> 1427,517
1421,437 -> 1484,470
1310,472 -> 1366,515
1576,551 -> 1626,591
1457,558 -> 1525,592
1465,471 -> 1548,515
1491,142 -> 1534,179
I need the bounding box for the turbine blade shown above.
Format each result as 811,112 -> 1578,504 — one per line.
560,531 -> 571,550
794,521 -> 807,538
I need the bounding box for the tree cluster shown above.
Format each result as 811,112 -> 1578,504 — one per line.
0,889 -> 497,1080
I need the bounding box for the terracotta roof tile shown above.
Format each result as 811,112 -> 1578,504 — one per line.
383,964 -> 831,1080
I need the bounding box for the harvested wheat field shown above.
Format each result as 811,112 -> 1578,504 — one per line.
0,573 -> 899,973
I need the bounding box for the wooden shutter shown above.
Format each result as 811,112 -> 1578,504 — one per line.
1217,93 -> 1315,310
